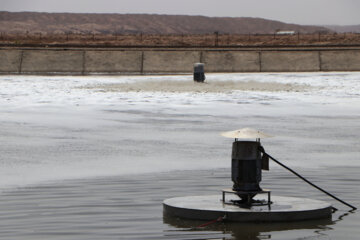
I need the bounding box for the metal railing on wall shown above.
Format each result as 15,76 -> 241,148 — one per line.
1,32 -> 360,48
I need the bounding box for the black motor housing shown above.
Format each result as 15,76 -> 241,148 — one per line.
231,141 -> 262,192
193,63 -> 205,82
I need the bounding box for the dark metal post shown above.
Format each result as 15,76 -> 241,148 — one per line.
214,31 -> 219,47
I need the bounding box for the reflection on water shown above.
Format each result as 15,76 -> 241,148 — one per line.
163,214 -> 334,240
163,208 -> 357,240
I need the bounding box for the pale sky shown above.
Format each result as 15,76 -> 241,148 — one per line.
1,0 -> 359,25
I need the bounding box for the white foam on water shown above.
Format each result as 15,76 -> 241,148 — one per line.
0,72 -> 359,190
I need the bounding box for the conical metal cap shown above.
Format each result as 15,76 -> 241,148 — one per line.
221,128 -> 273,139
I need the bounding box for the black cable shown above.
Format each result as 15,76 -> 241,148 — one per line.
259,147 -> 357,210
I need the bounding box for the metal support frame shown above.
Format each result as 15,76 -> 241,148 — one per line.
221,188 -> 271,208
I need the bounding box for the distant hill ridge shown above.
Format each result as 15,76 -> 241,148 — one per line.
325,25 -> 360,33
0,11 -> 331,34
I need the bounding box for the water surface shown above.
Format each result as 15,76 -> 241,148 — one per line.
0,73 -> 359,239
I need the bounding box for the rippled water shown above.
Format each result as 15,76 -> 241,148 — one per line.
0,168 -> 359,240
0,73 -> 359,239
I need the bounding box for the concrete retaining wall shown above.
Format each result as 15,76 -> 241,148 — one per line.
0,50 -> 22,73
21,50 -> 84,73
203,51 -> 260,72
143,51 -> 200,73
85,51 -> 142,73
320,50 -> 360,71
1,48 -> 360,74
261,51 -> 320,72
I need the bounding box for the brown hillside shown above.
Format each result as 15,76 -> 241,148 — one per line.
0,11 -> 331,34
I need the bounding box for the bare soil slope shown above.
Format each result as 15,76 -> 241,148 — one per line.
0,11 -> 330,34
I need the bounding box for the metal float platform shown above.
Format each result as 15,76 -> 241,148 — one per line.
163,194 -> 332,222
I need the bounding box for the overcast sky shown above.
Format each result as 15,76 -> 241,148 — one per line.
1,0 -> 359,25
